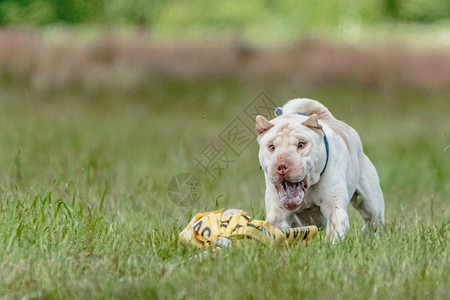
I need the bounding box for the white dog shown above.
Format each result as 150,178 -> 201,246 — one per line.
256,98 -> 384,240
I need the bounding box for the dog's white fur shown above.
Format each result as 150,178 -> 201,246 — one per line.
256,98 -> 384,240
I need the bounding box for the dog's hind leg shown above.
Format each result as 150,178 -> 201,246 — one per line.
351,154 -> 385,231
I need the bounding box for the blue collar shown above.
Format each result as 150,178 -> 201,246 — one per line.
296,112 -> 329,176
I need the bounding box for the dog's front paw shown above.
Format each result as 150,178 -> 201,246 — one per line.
325,230 -> 345,243
325,218 -> 349,242
323,206 -> 350,242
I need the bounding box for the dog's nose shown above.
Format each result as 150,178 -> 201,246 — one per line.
276,162 -> 289,175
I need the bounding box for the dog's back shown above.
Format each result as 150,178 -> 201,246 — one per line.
282,98 -> 360,150
282,98 -> 335,121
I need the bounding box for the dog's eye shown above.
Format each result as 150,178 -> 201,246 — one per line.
298,142 -> 306,149
268,144 -> 275,151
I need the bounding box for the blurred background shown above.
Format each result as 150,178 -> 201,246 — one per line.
0,0 -> 448,224
0,0 -> 449,91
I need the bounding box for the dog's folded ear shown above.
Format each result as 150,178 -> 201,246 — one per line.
302,114 -> 323,135
256,115 -> 275,136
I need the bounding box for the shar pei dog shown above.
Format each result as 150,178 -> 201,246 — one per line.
256,98 -> 384,240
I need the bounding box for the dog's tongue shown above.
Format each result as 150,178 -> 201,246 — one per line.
276,181 -> 305,211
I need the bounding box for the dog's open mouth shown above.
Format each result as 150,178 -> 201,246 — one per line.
275,178 -> 308,211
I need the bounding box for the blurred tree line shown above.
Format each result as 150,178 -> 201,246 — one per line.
0,0 -> 448,27
0,0 -> 164,25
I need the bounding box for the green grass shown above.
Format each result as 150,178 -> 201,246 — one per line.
0,81 -> 449,299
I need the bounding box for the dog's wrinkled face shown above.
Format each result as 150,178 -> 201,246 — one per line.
256,114 -> 325,211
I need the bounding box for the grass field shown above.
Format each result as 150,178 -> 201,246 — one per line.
0,80 -> 448,299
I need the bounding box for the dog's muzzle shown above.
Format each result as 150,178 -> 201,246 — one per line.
274,177 -> 308,211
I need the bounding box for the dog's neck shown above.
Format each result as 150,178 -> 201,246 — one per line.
295,112 -> 329,176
